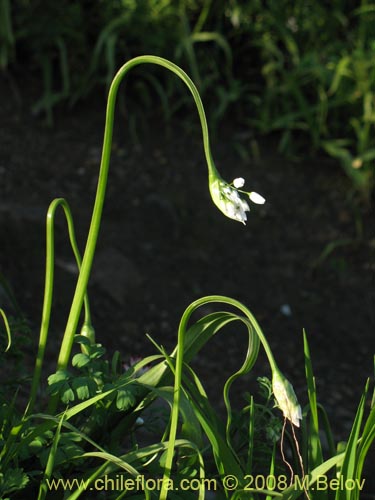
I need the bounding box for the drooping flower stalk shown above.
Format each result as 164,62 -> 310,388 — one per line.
161,295 -> 301,499
52,56 -> 265,390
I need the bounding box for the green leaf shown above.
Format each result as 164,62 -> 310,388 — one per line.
303,331 -> 325,467
0,308 -> 11,352
47,370 -> 71,385
28,431 -> 53,455
328,56 -> 351,95
0,468 -> 29,496
335,381 -> 369,500
360,148 -> 375,162
71,376 -> 97,400
38,412 -> 66,500
72,353 -> 90,368
90,344 -> 106,359
74,334 -> 92,346
356,394 -> 375,487
39,433 -> 84,468
116,388 -> 136,410
47,370 -> 75,403
61,385 -> 75,404
142,384 -> 203,447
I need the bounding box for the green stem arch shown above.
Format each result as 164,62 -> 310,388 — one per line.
27,198 -> 92,416
55,56 -> 220,378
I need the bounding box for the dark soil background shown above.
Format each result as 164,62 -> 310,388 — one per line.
1,73 -> 374,490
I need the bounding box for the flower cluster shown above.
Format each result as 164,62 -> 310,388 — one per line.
209,176 -> 265,225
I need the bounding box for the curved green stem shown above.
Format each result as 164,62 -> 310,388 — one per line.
54,56 -> 221,379
161,294 -> 279,500
0,308 -> 11,352
26,198 -> 92,416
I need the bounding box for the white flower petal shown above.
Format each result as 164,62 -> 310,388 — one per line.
233,177 -> 245,188
249,191 -> 266,204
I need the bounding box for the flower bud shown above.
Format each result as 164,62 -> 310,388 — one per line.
272,371 -> 302,427
233,177 -> 245,188
249,192 -> 266,204
80,323 -> 95,344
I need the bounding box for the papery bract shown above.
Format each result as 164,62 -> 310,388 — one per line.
272,371 -> 302,427
209,178 -> 250,224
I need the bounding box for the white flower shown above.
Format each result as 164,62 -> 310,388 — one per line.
209,173 -> 266,224
249,192 -> 266,205
210,178 -> 250,224
272,371 -> 302,427
233,177 -> 245,188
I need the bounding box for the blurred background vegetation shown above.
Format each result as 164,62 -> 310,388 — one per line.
1,0 -> 374,201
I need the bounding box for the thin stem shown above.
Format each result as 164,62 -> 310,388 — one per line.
0,308 -> 11,352
54,56 -> 221,383
26,198 -> 92,416
161,294 -> 279,499
280,418 -> 294,483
